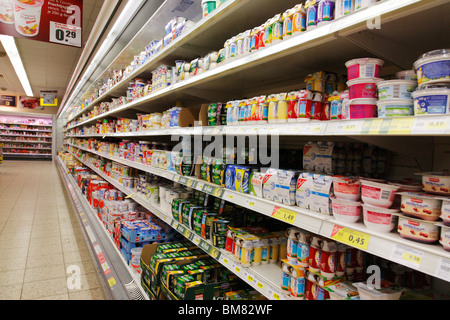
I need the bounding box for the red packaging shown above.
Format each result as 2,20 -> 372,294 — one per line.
320,250 -> 337,278
287,91 -> 299,121
297,90 -> 313,119
305,280 -> 316,300
336,245 -> 346,277
346,247 -> 358,268
311,100 -> 322,120
308,245 -> 321,272
356,249 -> 366,268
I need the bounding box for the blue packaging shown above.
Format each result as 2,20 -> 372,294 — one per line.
224,165 -> 236,190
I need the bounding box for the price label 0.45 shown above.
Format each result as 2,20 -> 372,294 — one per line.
330,225 -> 370,251
50,21 -> 81,47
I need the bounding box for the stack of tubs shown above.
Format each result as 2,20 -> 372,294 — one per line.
345,58 -> 384,119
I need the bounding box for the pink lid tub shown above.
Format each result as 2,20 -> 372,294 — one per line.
349,99 -> 378,119
397,214 -> 440,244
347,78 -> 382,100
332,197 -> 362,223
346,58 -> 384,81
361,179 -> 400,208
332,176 -> 361,201
363,204 -> 399,233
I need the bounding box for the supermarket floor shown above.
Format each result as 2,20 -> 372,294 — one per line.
0,160 -> 108,300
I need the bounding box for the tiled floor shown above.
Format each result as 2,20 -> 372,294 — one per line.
0,160 -> 108,300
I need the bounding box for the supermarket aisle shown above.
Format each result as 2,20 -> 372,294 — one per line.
0,161 -> 108,300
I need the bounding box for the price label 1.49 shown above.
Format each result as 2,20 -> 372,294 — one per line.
50,21 -> 81,47
272,207 -> 297,224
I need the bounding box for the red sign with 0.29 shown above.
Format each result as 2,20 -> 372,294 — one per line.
0,0 -> 83,47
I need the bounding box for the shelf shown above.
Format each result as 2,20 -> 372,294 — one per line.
55,157 -> 147,300
0,128 -> 52,133
66,144 -> 450,283
66,150 -> 292,300
0,122 -> 52,128
0,140 -> 52,144
3,146 -> 52,150
65,0 -> 450,127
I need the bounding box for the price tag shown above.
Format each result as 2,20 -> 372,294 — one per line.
50,21 -> 82,47
388,118 -> 415,135
256,281 -> 264,290
247,275 -> 254,283
435,258 -> 450,282
330,225 -> 370,251
425,120 -> 447,131
235,266 -> 241,274
271,207 -> 297,224
246,199 -> 255,207
197,183 -> 204,191
223,257 -> 229,265
227,194 -> 234,200
193,237 -> 200,245
368,119 -> 383,134
108,277 -> 117,287
390,244 -> 424,269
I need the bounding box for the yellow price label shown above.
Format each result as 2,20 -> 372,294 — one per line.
343,123 -> 358,132
235,266 -> 241,273
311,126 -> 322,133
388,118 -> 414,135
108,277 -> 116,287
247,200 -> 255,207
271,207 -> 297,224
223,258 -> 228,265
227,194 -> 234,200
247,275 -> 254,283
402,252 -> 422,265
125,194 -> 135,199
330,225 -> 370,251
272,292 -> 280,300
369,119 -> 383,134
257,282 -> 264,290
425,120 -> 447,131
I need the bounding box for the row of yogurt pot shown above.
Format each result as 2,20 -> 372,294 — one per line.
346,49 -> 450,117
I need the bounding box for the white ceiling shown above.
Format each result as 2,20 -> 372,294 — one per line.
0,0 -> 104,104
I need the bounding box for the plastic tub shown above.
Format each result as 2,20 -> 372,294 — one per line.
349,98 -> 377,119
363,204 -> 399,233
353,282 -> 404,300
414,49 -> 450,86
412,84 -> 450,115
346,58 -> 384,81
377,99 -> 414,118
347,78 -> 382,99
332,176 -> 361,201
396,70 -> 417,81
417,172 -> 450,195
13,0 -> 44,37
361,179 -> 400,208
441,200 -> 450,226
399,192 -> 442,221
438,224 -> 450,251
397,214 -> 440,244
332,197 -> 362,223
377,80 -> 417,100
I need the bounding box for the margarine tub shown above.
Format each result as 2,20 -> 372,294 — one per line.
412,83 -> 450,115
362,204 -> 399,233
396,214 -> 440,244
396,70 -> 418,81
377,79 -> 417,100
399,192 -> 442,221
417,172 -> 450,195
377,99 -> 414,117
414,49 -> 450,86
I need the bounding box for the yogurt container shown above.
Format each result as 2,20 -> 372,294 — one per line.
363,204 -> 399,233
396,70 -> 418,81
331,197 -> 362,223
13,0 -> 44,37
438,224 -> 450,251
332,176 -> 361,201
349,98 -> 377,119
412,84 -> 450,115
417,172 -> 450,195
414,49 -> 450,86
346,58 -> 384,81
399,192 -> 442,221
377,80 -> 417,100
376,99 -> 414,117
347,78 -> 382,100
441,199 -> 450,226
361,179 -> 400,208
397,214 -> 440,244
353,282 -> 404,300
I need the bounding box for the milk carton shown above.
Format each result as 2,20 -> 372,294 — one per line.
303,141 -> 336,174
296,172 -> 315,209
309,174 -> 334,215
275,170 -> 300,206
263,168 -> 279,201
249,171 -> 265,198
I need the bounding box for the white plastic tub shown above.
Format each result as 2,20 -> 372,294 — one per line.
438,224 -> 450,251
441,199 -> 450,226
414,49 -> 450,86
399,192 -> 442,221
396,70 -> 417,81
332,197 -> 362,223
361,179 -> 400,208
363,204 -> 399,233
397,214 -> 440,244
377,99 -> 414,118
412,84 -> 450,115
417,172 -> 450,195
353,282 -> 403,300
333,176 -> 361,201
377,80 -> 417,100
346,58 -> 384,81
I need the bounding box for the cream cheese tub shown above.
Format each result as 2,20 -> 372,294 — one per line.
362,204 -> 399,233
417,172 -> 450,196
331,197 -> 362,223
347,78 -> 382,100
376,99 -> 414,118
346,58 -> 384,81
412,84 -> 450,115
396,214 -> 440,244
399,192 -> 442,221
377,80 -> 417,100
414,49 -> 450,86
332,176 -> 361,201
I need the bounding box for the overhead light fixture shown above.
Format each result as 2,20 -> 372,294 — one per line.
0,35 -> 34,97
61,0 -> 145,117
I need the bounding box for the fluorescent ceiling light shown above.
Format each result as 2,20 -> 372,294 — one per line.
61,0 -> 145,117
0,35 -> 34,97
